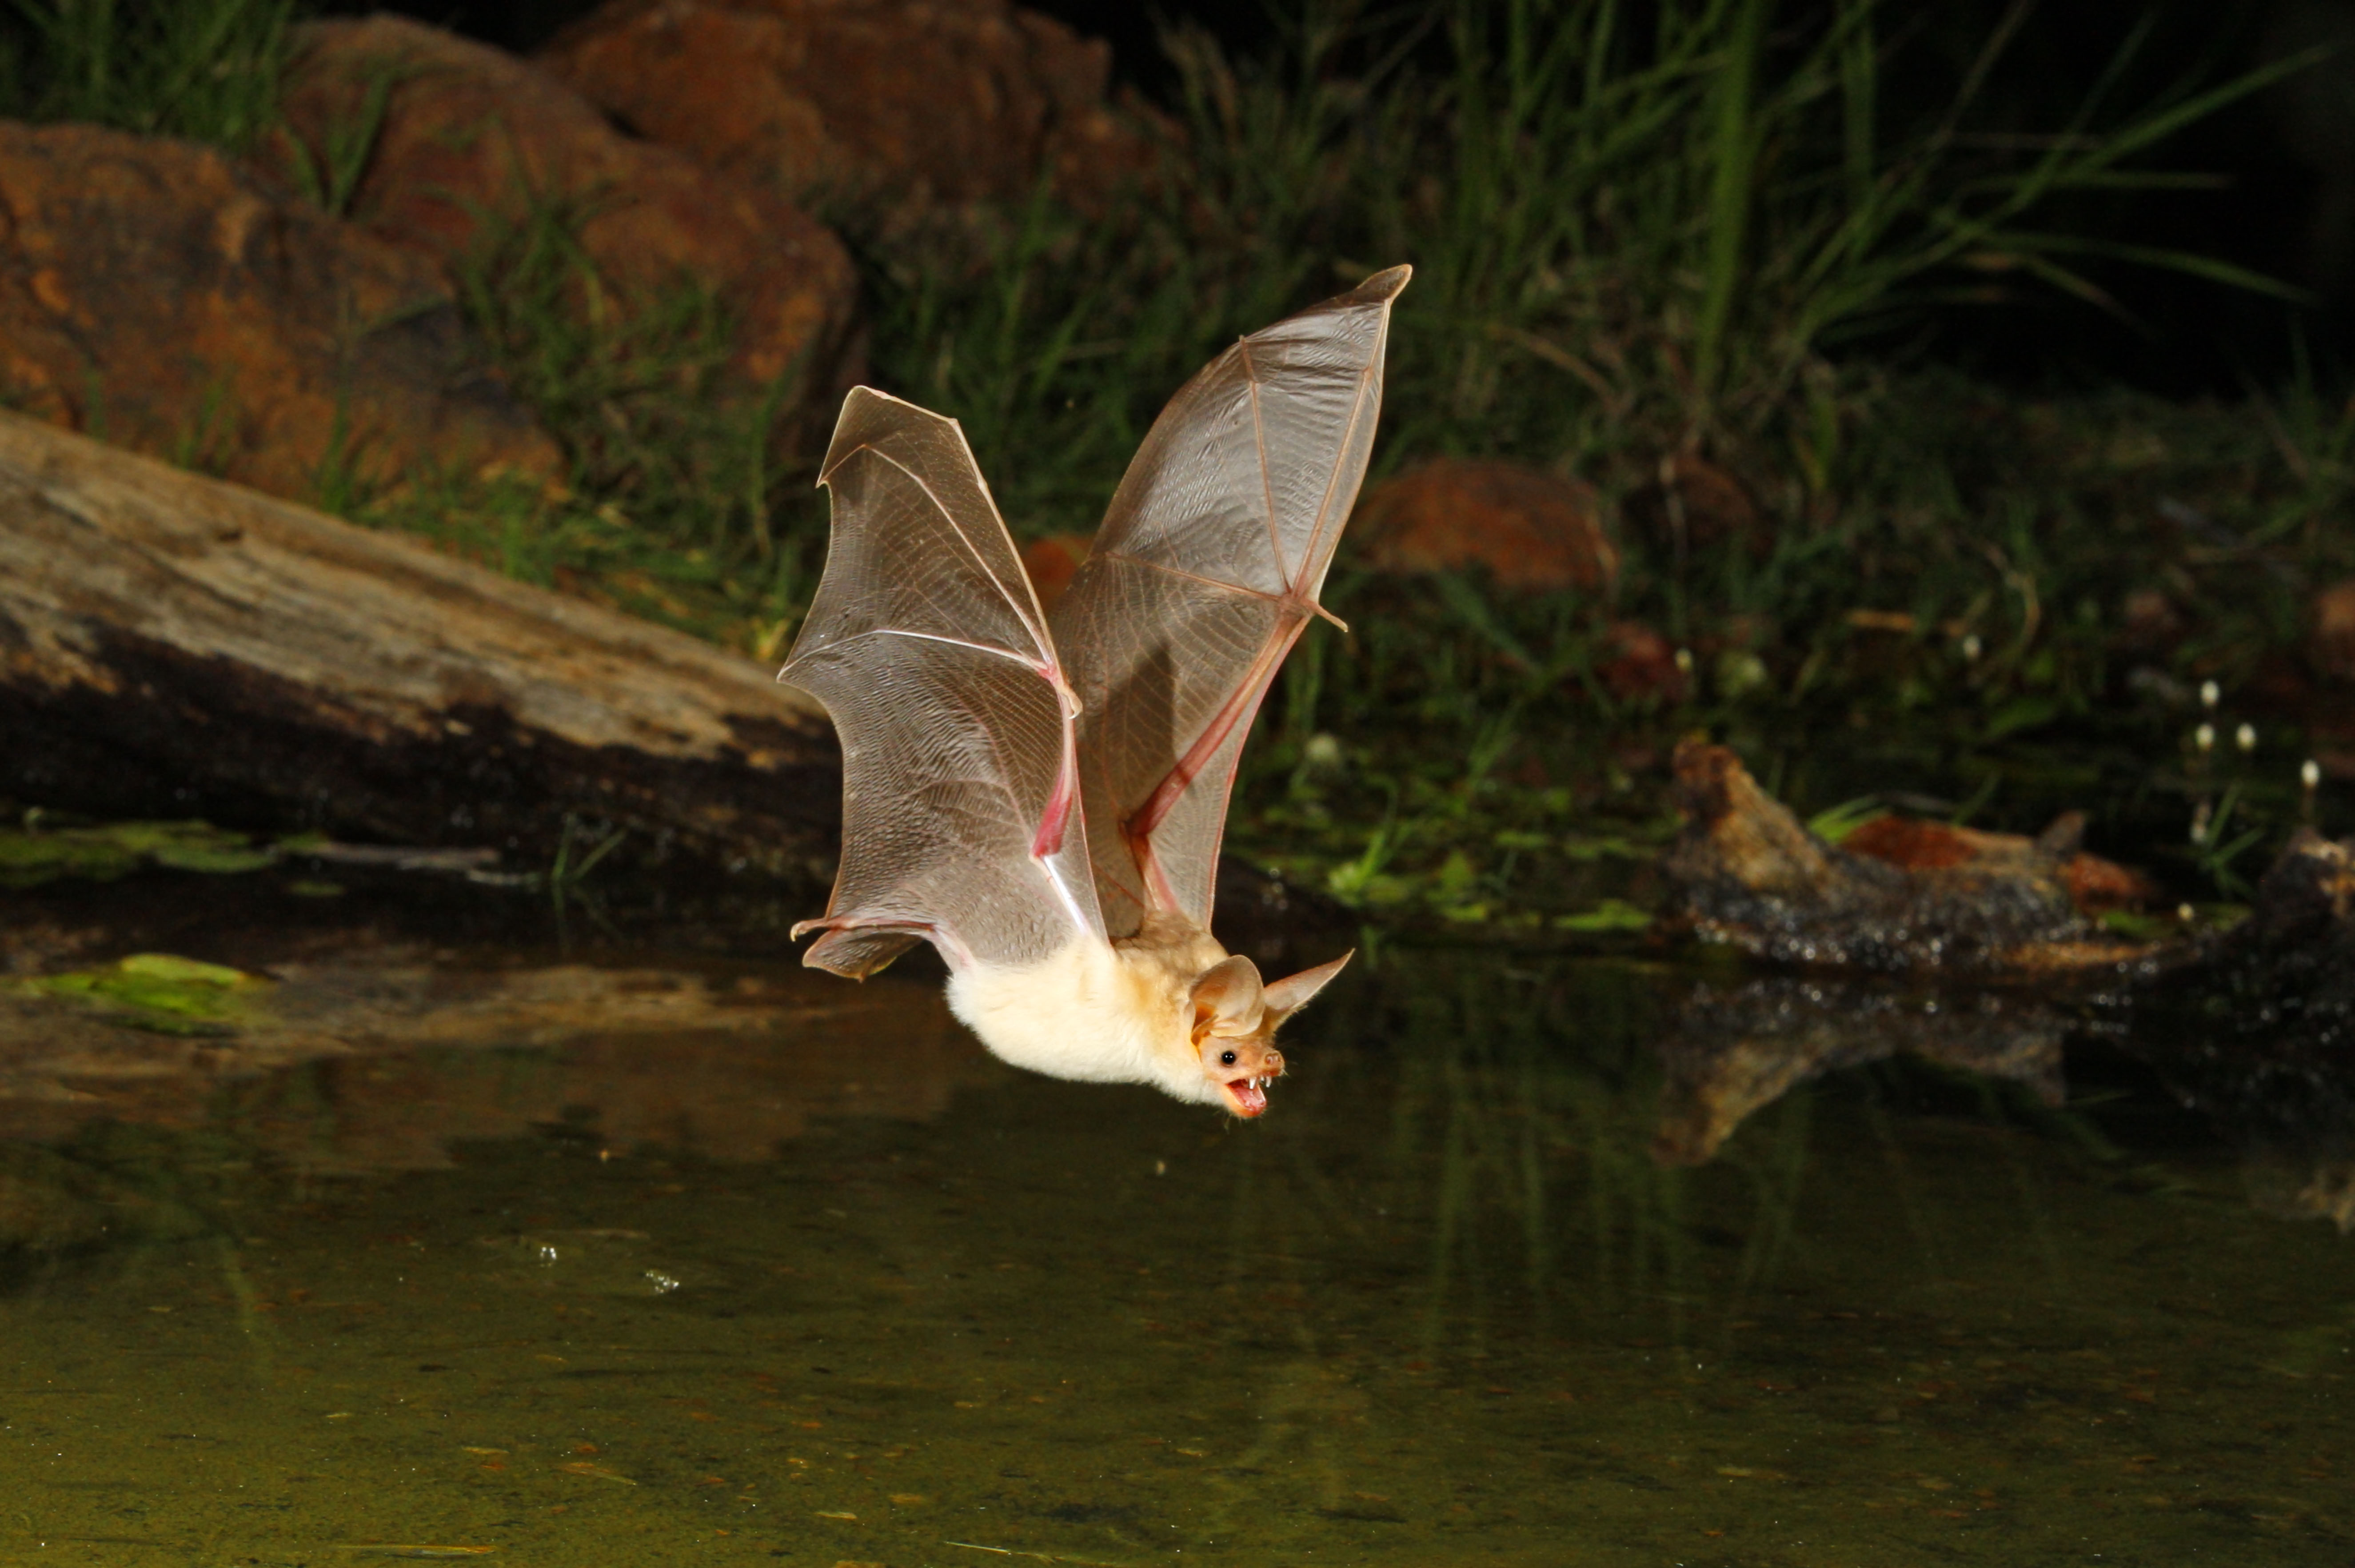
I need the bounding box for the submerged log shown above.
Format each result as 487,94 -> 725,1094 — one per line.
0,411 -> 839,876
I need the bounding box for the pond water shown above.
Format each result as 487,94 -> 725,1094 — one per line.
0,874 -> 2349,1567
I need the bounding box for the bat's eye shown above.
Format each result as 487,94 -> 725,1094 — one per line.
1219,1050 -> 1238,1066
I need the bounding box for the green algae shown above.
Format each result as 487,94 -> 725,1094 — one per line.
1553,897 -> 1656,934
12,951 -> 269,1036
0,818 -> 280,888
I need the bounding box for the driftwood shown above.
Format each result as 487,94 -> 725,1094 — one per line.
1657,738 -> 2162,975
0,411 -> 840,876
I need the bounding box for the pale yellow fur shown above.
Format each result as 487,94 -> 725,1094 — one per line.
945,922 -> 1231,1108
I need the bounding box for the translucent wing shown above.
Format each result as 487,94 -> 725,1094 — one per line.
783,388 -> 1102,975
1052,267 -> 1409,935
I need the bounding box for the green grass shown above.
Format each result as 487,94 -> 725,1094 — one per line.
8,0 -> 2348,917
853,1 -> 2318,523
2,0 -> 293,150
815,1 -> 2350,917
1237,372 -> 2348,922
345,192 -> 829,661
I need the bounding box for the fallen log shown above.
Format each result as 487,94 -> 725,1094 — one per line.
0,410 -> 840,877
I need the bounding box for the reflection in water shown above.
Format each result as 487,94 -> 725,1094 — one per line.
1,941 -> 989,1157
0,897 -> 2349,1563
1650,975 -> 2070,1165
220,978 -> 987,1175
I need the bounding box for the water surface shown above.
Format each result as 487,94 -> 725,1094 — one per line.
0,878 -> 2348,1566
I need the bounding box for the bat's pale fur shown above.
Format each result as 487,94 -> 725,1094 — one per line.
945,913 -> 1322,1117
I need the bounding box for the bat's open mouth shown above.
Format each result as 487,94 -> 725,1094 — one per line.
1222,1077 -> 1269,1117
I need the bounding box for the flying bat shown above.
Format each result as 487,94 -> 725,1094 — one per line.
781,266 -> 1409,1117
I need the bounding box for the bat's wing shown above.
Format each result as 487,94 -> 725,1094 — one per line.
1052,266 -> 1409,935
783,387 -> 1102,977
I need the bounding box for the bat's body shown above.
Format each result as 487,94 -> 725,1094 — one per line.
945,910 -> 1349,1116
947,914 -> 1255,1111
781,267 -> 1409,1116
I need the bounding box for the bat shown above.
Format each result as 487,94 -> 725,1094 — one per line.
780,266 -> 1409,1117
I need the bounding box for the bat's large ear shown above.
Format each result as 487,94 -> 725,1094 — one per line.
1263,950 -> 1353,1020
1190,955 -> 1266,1041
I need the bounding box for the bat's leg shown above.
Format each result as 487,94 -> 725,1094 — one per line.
1119,815 -> 1186,914
1118,608 -> 1310,916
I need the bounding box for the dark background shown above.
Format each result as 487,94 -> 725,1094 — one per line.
335,1 -> 2355,399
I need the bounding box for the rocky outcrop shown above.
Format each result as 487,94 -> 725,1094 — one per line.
273,15 -> 861,399
0,120 -> 557,502
539,0 -> 1166,215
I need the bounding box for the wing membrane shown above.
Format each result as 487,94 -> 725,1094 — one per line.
783,388 -> 1101,974
1053,267 -> 1409,934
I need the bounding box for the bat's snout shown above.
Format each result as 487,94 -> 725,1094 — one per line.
1205,1039 -> 1285,1119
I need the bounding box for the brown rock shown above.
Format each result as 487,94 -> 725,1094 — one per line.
1625,453 -> 1762,556
0,121 -> 556,502
539,0 -> 1167,215
1597,621 -> 1687,703
1021,531 -> 1091,611
273,16 -> 859,397
2315,577 -> 2355,682
1351,457 -> 1618,593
